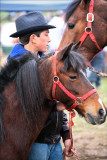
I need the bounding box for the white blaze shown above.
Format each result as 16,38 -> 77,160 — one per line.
98,98 -> 106,115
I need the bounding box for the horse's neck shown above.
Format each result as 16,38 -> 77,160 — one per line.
36,100 -> 53,131
83,0 -> 107,61
95,0 -> 107,21
38,57 -> 53,100
58,32 -> 96,62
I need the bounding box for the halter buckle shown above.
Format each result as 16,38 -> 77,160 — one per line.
53,76 -> 59,83
75,97 -> 83,105
87,13 -> 94,22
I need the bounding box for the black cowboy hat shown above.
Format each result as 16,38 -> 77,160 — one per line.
10,11 -> 56,38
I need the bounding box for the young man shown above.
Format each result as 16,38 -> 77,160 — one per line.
8,11 -> 55,60
8,11 -> 73,160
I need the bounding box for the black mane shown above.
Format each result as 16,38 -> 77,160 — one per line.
68,51 -> 87,72
65,0 -> 81,22
60,50 -> 86,73
38,52 -> 54,64
0,53 -> 44,140
0,53 -> 37,93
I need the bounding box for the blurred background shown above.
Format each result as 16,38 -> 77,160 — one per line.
0,1 -> 107,160
0,0 -> 72,66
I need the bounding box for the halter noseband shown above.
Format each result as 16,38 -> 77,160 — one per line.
52,52 -> 97,111
80,0 -> 102,51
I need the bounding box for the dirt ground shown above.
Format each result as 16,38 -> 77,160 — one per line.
64,113 -> 107,160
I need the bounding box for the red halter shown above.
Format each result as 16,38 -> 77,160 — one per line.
80,0 -> 102,51
52,52 -> 97,111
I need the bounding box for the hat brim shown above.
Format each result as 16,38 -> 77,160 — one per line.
10,25 -> 56,38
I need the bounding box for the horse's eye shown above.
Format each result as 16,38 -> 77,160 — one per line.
69,76 -> 77,80
68,24 -> 75,29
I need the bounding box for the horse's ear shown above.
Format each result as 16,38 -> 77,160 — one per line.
57,43 -> 73,61
80,0 -> 90,8
71,41 -> 81,51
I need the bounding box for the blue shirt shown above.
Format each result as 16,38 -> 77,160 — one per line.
7,43 -> 44,62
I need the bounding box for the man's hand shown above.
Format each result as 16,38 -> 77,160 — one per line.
63,139 -> 74,157
56,101 -> 65,110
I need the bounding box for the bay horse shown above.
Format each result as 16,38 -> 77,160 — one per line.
58,0 -> 107,61
0,44 -> 106,160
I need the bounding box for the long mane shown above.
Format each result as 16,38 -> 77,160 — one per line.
0,53 -> 44,140
16,55 -> 44,121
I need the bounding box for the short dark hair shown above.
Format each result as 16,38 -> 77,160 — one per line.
19,31 -> 42,45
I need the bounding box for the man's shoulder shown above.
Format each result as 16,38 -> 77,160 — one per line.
7,43 -> 28,61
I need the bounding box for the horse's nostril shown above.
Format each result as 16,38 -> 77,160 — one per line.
99,108 -> 105,118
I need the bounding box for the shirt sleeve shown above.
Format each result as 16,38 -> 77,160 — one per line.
60,112 -> 70,142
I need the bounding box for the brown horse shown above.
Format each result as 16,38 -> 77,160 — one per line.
0,44 -> 106,160
58,0 -> 107,61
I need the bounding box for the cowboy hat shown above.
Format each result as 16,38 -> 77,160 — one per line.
10,11 -> 56,38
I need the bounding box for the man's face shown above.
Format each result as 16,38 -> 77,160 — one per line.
35,30 -> 51,53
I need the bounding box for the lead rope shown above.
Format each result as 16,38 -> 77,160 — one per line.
64,111 -> 79,160
89,65 -> 107,77
69,111 -> 80,160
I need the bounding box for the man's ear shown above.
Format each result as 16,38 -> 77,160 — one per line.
30,34 -> 37,44
56,102 -> 66,111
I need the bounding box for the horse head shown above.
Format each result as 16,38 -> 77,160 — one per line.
58,0 -> 107,61
39,43 -> 106,125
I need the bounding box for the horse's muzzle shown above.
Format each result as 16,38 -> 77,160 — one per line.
87,109 -> 106,125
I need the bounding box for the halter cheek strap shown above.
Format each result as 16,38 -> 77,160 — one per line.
52,51 -> 96,160
80,0 -> 102,51
52,52 -> 97,111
